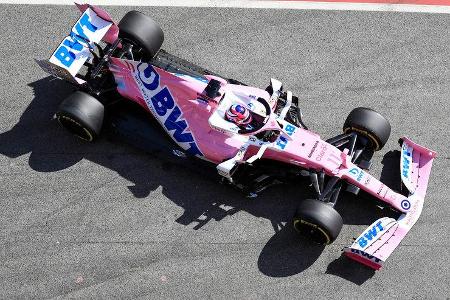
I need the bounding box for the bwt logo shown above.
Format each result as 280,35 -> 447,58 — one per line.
350,249 -> 382,263
137,63 -> 203,157
357,220 -> 384,248
402,146 -> 411,178
53,14 -> 98,67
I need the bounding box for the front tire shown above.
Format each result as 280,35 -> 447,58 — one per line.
293,199 -> 343,244
343,107 -> 391,151
56,91 -> 104,142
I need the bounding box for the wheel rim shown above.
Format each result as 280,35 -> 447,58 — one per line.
57,115 -> 94,142
293,219 -> 331,245
121,37 -> 152,60
343,126 -> 381,151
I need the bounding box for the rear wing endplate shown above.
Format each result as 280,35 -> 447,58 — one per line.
37,4 -> 118,83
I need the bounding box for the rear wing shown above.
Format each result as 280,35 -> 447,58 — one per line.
344,137 -> 436,270
36,4 -> 118,84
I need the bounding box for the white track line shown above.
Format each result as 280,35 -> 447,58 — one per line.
0,0 -> 449,14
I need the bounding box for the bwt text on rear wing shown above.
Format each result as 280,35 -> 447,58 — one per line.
36,4 -> 118,84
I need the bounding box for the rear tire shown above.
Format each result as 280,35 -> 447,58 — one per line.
343,107 -> 391,151
118,11 -> 164,58
56,91 -> 104,142
293,199 -> 343,245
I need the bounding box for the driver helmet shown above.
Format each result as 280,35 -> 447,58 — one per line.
225,104 -> 252,125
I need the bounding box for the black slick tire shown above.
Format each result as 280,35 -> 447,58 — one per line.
293,199 -> 343,245
56,91 -> 104,142
343,107 -> 391,151
118,11 -> 164,58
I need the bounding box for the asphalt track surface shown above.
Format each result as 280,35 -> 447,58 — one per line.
0,4 -> 449,299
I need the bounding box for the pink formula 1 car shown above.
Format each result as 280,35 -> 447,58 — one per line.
37,4 -> 436,270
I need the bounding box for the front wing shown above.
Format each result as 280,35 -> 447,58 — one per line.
344,137 -> 436,270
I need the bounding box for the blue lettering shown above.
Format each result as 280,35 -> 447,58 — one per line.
137,64 -> 203,157
74,22 -> 88,40
360,252 -> 381,263
151,87 -> 174,116
361,221 -> 384,245
73,14 -> 98,41
364,226 -> 378,241
357,171 -> 364,181
349,168 -> 359,176
164,106 -> 194,143
285,124 -> 296,136
79,13 -> 98,32
349,167 -> 364,182
63,36 -> 84,51
358,237 -> 367,248
276,136 -> 288,150
402,147 -> 411,178
54,46 -> 75,67
351,249 -> 381,263
138,63 -> 160,90
361,252 -> 374,259
375,221 -> 383,231
403,148 -> 411,157
403,156 -> 409,165
402,156 -> 410,178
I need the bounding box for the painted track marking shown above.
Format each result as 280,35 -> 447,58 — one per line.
0,0 -> 450,14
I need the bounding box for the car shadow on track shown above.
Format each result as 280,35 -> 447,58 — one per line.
0,77 -> 401,283
258,225 -> 325,277
325,255 -> 376,285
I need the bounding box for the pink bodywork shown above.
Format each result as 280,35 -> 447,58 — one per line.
47,4 -> 437,270
109,58 -> 267,162
107,57 -> 425,206
107,56 -> 437,270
